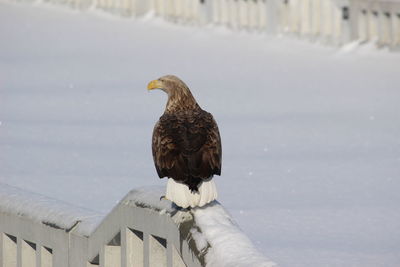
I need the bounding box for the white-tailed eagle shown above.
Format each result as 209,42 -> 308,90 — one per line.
147,75 -> 222,208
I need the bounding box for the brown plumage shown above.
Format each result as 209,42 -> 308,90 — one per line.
148,75 -> 222,192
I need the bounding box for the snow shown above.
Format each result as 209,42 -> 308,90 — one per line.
190,227 -> 208,253
1,1 -> 400,266
121,186 -> 175,213
194,203 -> 276,267
0,182 -> 102,236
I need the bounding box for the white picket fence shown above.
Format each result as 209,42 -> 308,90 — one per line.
16,0 -> 400,49
0,185 -> 275,267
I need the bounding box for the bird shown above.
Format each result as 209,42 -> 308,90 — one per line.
147,75 -> 222,208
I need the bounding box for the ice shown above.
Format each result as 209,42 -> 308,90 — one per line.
1,1 -> 400,266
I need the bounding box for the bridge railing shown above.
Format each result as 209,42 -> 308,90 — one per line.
0,184 -> 275,267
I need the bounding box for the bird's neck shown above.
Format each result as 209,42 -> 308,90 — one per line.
165,89 -> 199,113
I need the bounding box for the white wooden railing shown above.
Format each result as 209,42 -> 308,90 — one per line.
0,184 -> 275,267
12,0 -> 400,49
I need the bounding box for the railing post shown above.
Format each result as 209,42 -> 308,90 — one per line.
143,232 -> 150,267
36,243 -> 41,267
289,0 -> 299,34
21,240 -> 37,267
394,13 -> 400,47
121,228 -> 127,267
16,237 -> 21,267
0,232 -> 2,267
39,246 -> 53,267
2,234 -> 17,267
265,0 -> 278,34
148,235 -> 167,267
259,0 -> 265,30
104,245 -> 121,267
368,10 -> 378,41
166,238 -> 173,267
311,0 -> 321,37
1,233 -> 18,267
332,4 -> 341,43
221,0 -> 228,25
122,228 -> 144,267
300,0 -> 311,35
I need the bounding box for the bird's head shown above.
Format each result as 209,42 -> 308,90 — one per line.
147,75 -> 198,112
147,75 -> 190,96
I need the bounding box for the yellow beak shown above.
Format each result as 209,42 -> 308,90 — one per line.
147,79 -> 163,90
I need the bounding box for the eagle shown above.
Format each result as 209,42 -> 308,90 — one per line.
147,75 -> 222,208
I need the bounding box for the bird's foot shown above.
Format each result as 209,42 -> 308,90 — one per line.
173,204 -> 191,211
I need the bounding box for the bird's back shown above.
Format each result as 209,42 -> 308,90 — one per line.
152,108 -> 222,191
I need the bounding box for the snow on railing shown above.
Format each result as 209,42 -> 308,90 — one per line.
0,184 -> 276,267
14,0 -> 400,49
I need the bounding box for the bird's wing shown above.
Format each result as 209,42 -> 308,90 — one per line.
186,110 -> 222,178
152,114 -> 185,179
152,111 -> 222,190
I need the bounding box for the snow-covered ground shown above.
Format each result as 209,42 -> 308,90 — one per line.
1,2 -> 400,266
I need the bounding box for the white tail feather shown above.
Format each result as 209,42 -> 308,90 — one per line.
165,178 -> 218,208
